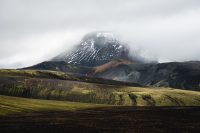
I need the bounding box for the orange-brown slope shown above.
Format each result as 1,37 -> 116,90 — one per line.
94,59 -> 133,74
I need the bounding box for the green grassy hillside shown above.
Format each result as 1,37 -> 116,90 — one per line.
0,95 -> 106,116
0,69 -> 200,106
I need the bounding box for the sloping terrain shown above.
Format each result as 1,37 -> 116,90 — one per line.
94,59 -> 132,74
26,60 -> 200,90
24,61 -> 94,75
0,95 -> 105,116
0,95 -> 200,133
0,69 -> 140,86
95,61 -> 200,91
0,69 -> 200,106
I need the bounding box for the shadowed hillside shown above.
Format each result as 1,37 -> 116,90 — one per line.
95,61 -> 200,91
1,69 -> 200,106
25,60 -> 200,90
0,95 -> 200,133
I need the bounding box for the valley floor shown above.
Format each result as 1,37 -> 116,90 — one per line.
0,95 -> 200,133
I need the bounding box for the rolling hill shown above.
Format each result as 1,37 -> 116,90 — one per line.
0,95 -> 105,116
25,60 -> 200,91
0,69 -> 200,106
1,95 -> 200,133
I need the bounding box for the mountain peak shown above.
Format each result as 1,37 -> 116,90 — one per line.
80,32 -> 119,48
52,32 -> 134,67
83,32 -> 116,40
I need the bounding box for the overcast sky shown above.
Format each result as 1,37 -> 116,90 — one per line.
0,0 -> 200,68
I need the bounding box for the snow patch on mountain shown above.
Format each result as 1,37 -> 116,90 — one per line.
52,32 -> 140,66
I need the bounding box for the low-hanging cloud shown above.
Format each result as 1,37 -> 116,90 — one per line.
0,0 -> 200,68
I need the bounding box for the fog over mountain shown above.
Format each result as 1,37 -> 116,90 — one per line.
0,0 -> 200,68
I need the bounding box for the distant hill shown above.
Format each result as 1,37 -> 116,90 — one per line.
1,69 -> 200,106
25,60 -> 200,91
24,61 -> 94,75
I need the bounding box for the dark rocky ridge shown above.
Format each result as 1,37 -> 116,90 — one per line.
24,61 -> 94,75
95,61 -> 200,90
25,61 -> 200,91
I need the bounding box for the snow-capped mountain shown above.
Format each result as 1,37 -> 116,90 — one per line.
25,32 -> 200,90
52,32 -> 134,67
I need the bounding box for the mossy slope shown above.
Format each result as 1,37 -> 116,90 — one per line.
0,95 -> 106,116
0,69 -> 200,106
